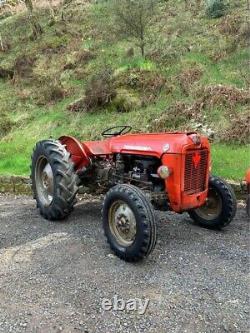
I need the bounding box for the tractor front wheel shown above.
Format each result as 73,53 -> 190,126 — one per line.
188,176 -> 237,229
31,139 -> 78,220
103,184 -> 157,262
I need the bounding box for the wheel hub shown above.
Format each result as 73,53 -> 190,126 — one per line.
41,164 -> 53,192
109,201 -> 137,246
35,157 -> 54,207
116,214 -> 131,233
195,188 -> 222,220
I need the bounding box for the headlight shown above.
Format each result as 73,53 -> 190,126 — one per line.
157,166 -> 172,179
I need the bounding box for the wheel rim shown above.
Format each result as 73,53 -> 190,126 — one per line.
108,200 -> 137,247
195,188 -> 222,220
35,156 -> 54,207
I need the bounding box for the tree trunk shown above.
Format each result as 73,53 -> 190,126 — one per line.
139,22 -> 145,57
140,43 -> 145,57
60,0 -> 74,21
25,0 -> 33,12
48,0 -> 56,25
0,34 -> 4,52
24,0 -> 43,39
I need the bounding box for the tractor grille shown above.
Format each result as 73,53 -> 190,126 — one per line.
184,149 -> 208,194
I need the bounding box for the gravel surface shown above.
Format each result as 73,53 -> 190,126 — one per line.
0,194 -> 249,333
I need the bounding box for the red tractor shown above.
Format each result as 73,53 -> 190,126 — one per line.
31,127 -> 237,262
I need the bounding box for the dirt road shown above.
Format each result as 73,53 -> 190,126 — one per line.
0,194 -> 248,333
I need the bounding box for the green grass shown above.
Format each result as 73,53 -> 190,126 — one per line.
0,0 -> 249,181
212,144 -> 250,181
0,98 -> 170,177
2,126 -> 248,184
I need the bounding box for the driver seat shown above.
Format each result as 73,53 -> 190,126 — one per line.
82,140 -> 112,156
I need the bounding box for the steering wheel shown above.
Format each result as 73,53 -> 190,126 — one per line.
101,126 -> 132,137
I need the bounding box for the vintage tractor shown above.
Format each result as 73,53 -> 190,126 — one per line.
31,127 -> 237,262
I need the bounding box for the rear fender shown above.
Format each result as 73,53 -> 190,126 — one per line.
59,136 -> 91,170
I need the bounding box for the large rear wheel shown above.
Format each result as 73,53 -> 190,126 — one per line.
188,176 -> 237,229
31,139 -> 78,220
246,194 -> 250,217
103,184 -> 157,262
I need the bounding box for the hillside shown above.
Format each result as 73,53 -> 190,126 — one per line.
0,0 -> 249,180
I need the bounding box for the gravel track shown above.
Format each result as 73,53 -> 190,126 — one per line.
0,194 -> 249,333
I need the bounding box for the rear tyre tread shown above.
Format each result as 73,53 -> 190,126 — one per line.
31,139 -> 78,221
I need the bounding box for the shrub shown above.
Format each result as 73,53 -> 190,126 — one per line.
67,98 -> 85,112
239,22 -> 250,45
205,0 -> 228,19
0,35 -> 11,52
84,68 -> 116,112
0,113 -> 14,138
218,15 -> 241,36
14,55 -> 36,79
220,112 -> 250,144
196,85 -> 250,110
77,49 -> 96,64
178,67 -> 203,95
112,89 -> 141,113
116,69 -> 169,105
36,78 -> 66,105
63,50 -> 95,71
0,66 -> 14,79
6,1 -> 19,5
149,101 -> 204,133
0,11 -> 12,21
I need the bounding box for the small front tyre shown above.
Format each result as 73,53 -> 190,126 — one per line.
103,184 -> 157,262
188,176 -> 237,229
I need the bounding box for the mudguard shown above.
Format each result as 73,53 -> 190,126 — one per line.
59,136 -> 91,170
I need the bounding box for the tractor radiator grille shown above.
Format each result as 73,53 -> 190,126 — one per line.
184,149 -> 208,194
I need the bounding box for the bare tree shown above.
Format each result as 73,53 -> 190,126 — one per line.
59,0 -> 74,21
112,0 -> 159,57
48,0 -> 56,24
24,0 -> 43,39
